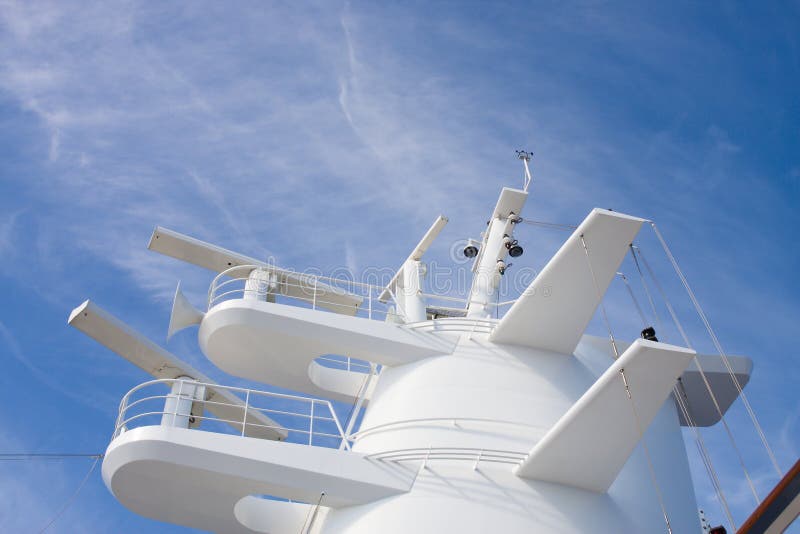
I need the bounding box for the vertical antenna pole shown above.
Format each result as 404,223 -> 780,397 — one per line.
517,150 -> 533,191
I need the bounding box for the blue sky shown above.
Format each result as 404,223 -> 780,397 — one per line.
0,1 -> 797,532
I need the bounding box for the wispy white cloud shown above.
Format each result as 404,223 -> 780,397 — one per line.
0,2 -> 796,530
0,210 -> 21,256
0,320 -> 116,412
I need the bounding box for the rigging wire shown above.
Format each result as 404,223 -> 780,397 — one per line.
299,492 -> 326,534
674,380 -> 737,531
631,246 -> 691,347
339,364 -> 375,449
632,244 -> 761,504
619,368 -> 673,534
306,492 -> 326,533
618,270 -> 736,529
580,234 -> 620,359
37,454 -> 102,533
516,218 -> 577,231
0,453 -> 103,460
617,272 -> 647,326
299,499 -> 314,534
630,245 -> 665,335
649,222 -> 782,479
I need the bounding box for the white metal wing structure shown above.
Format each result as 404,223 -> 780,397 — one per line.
199,298 -> 456,402
378,215 -> 448,303
103,426 -> 414,533
516,339 -> 695,492
77,176 -> 764,534
68,300 -> 287,440
149,226 -> 363,315
491,208 -> 644,354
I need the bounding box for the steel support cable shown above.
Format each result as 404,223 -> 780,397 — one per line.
618,272 -> 648,326
37,455 -> 101,533
517,218 -> 578,231
340,365 -> 376,449
299,499 -> 314,534
630,245 -> 665,334
619,368 -> 674,534
633,244 -> 760,504
650,222 -> 782,479
580,234 -> 620,359
619,269 -> 736,529
0,453 -> 103,460
345,370 -> 371,424
632,246 -> 691,348
300,492 -> 326,534
674,380 -> 737,531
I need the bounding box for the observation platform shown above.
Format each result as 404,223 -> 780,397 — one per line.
198,264 -> 752,428
103,378 -> 414,533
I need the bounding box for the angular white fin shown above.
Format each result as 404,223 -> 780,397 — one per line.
515,339 -> 695,492
378,215 -> 448,303
491,209 -> 644,354
148,226 -> 363,315
68,300 -> 287,440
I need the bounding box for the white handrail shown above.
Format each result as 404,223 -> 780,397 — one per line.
349,417 -> 545,441
315,355 -> 372,372
365,446 -> 527,467
114,378 -> 349,451
206,264 -> 520,323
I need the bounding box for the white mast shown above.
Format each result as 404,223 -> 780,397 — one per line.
467,152 -> 531,317
70,159 -> 757,533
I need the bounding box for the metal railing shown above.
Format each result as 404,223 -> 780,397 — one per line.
207,265 -> 399,320
404,318 -> 499,335
349,417 -> 546,442
206,264 -> 514,325
365,447 -> 527,467
114,378 -> 349,450
113,381 -> 535,470
314,355 -> 373,373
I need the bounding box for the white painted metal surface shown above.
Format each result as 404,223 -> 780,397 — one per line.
491,208 -> 644,352
677,353 -> 753,427
115,378 -> 348,446
149,226 -> 363,315
209,265 -> 385,319
68,300 -> 286,440
167,281 -> 205,340
516,339 -> 695,492
160,377 -> 204,429
103,426 -> 414,532
467,187 -> 527,318
575,336 -> 753,427
322,334 -> 700,533
199,299 -> 455,402
378,215 -> 448,304
78,184 -> 757,533
401,260 -> 427,322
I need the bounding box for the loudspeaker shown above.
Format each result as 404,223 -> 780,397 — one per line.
167,281 -> 205,341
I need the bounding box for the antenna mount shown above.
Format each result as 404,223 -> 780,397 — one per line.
516,150 -> 533,191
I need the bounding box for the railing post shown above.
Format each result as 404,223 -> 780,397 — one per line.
162,377 -> 202,429
400,260 -> 427,323
339,363 -> 374,451
309,401 -> 315,446
330,400 -> 352,452
115,394 -> 128,438
473,449 -> 484,471
388,287 -> 407,323
368,291 -> 373,319
242,389 -> 250,437
173,379 -> 183,427
313,277 -> 318,310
